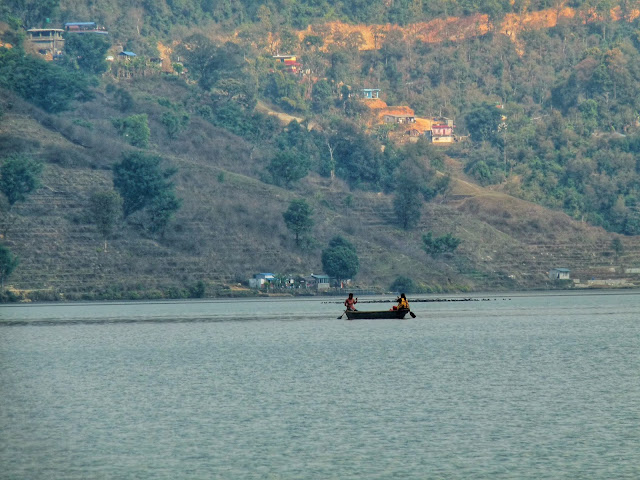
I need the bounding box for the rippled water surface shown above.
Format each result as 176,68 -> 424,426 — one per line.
1,292 -> 639,479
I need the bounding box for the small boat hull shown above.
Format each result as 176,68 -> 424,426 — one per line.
345,309 -> 409,320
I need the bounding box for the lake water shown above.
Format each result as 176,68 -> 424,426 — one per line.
1,292 -> 639,479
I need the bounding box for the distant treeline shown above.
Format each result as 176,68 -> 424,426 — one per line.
3,0 -> 632,31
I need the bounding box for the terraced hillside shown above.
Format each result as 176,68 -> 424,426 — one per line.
447,190 -> 640,288
3,85 -> 640,300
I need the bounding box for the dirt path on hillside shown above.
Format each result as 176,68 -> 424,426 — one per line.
256,100 -> 305,125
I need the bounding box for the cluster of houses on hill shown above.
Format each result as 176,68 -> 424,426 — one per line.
24,27 -> 456,144
359,88 -> 456,144
26,22 -> 107,59
26,27 -> 456,142
248,273 -> 335,290
27,21 -> 132,61
26,21 -> 174,76
271,54 -> 457,144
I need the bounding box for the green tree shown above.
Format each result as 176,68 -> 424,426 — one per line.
267,149 -> 311,186
422,232 -> 461,256
393,188 -> 422,230
180,37 -> 255,106
213,77 -> 257,109
303,34 -> 324,51
482,0 -> 509,26
327,51 -> 352,84
580,99 -> 599,135
611,237 -> 624,258
274,121 -> 321,167
146,190 -> 182,234
330,120 -> 383,188
112,114 -> 150,148
321,236 -> 360,283
63,33 -> 111,74
0,244 -> 19,288
3,0 -> 59,30
112,152 -> 180,219
161,111 -> 190,139
327,236 -> 356,250
0,154 -> 43,206
210,101 -> 245,135
178,34 -> 217,87
188,280 -> 206,298
113,87 -> 134,112
392,161 -> 426,230
312,79 -> 332,113
343,98 -> 370,119
0,17 -> 25,51
464,143 -> 505,186
264,70 -> 307,112
278,29 -> 300,53
89,190 -> 123,251
464,103 -> 503,144
283,199 -> 314,246
0,48 -> 93,113
390,275 -> 417,294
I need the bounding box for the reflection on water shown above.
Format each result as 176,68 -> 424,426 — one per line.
1,292 -> 639,479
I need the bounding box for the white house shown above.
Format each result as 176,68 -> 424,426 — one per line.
249,272 -> 275,288
430,123 -> 455,143
549,268 -> 570,280
310,274 -> 331,290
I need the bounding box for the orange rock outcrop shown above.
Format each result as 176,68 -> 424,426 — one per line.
297,6 -> 640,54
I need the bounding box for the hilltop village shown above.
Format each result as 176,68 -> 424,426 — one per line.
25,22 -> 460,146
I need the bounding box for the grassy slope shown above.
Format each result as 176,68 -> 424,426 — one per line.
2,77 -> 640,298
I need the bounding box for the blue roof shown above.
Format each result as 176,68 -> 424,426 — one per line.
65,22 -> 96,26
119,51 -> 136,57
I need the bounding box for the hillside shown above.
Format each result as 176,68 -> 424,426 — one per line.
2,79 -> 640,301
4,0 -> 640,300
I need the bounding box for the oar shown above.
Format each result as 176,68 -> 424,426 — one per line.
409,311 -> 417,318
337,310 -> 346,319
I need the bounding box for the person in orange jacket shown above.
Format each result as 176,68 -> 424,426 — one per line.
396,293 -> 409,310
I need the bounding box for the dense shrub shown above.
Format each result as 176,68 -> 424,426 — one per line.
0,49 -> 94,113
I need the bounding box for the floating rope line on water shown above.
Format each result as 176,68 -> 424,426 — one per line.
323,297 -> 511,304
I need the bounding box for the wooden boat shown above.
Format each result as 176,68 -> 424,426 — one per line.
345,308 -> 410,320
